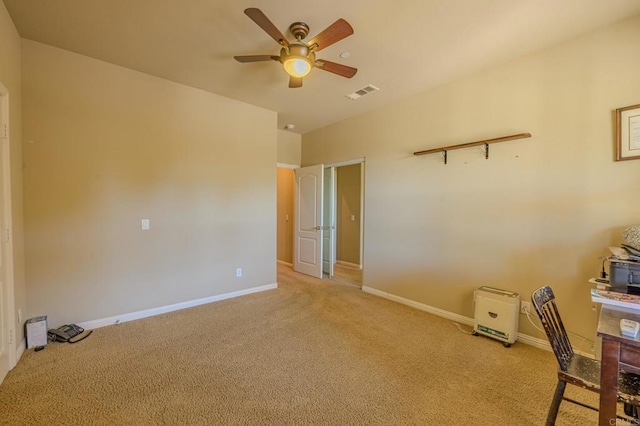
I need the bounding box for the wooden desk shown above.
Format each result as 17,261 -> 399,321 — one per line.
597,305 -> 640,425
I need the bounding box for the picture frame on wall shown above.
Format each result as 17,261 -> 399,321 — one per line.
615,103 -> 640,161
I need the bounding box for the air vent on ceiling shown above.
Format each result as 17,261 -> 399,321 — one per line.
345,84 -> 380,100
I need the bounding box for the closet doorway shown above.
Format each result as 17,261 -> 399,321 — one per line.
323,159 -> 364,287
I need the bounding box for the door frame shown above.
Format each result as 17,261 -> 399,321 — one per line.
0,81 -> 16,377
324,157 -> 365,277
322,167 -> 336,277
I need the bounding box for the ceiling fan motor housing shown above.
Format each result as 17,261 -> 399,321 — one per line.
282,43 -> 313,60
289,22 -> 309,40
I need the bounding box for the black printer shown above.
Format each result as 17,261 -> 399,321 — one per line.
609,260 -> 640,292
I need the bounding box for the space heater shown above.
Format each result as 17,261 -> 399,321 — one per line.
473,286 -> 520,347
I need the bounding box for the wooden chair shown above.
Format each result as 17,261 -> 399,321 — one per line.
531,286 -> 640,425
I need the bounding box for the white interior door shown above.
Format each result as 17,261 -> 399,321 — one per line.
294,165 -> 323,278
0,87 -> 14,383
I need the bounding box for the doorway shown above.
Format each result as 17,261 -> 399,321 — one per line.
292,159 -> 364,286
323,160 -> 364,287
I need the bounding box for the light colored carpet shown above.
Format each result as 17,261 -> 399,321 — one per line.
0,264 -> 599,425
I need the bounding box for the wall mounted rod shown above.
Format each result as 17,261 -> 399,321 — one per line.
413,133 -> 531,156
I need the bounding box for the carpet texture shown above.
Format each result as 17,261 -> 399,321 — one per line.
0,265 -> 600,425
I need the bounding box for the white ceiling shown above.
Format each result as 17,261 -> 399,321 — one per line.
4,0 -> 640,134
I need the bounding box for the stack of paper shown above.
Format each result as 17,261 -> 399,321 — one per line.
591,289 -> 640,310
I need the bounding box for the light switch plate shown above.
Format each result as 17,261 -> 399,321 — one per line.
141,219 -> 150,230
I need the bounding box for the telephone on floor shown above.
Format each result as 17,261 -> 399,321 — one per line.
48,324 -> 92,343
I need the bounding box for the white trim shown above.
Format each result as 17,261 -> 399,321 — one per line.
326,166 -> 336,276
277,260 -> 293,267
15,338 -> 25,361
362,285 -> 552,352
277,163 -> 299,169
0,82 -> 16,371
359,163 -> 364,268
335,260 -> 362,270
77,283 -> 278,330
323,158 -> 366,279
324,157 -> 365,168
517,332 -> 553,352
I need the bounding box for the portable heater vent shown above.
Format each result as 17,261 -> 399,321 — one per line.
473,286 -> 520,347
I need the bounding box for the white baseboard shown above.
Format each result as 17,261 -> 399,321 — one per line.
362,285 -> 551,352
336,260 -> 362,270
78,283 -> 278,330
14,338 -> 25,365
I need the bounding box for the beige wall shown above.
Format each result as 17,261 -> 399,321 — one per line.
276,130 -> 300,264
0,3 -> 26,344
276,168 -> 294,264
22,40 -> 277,327
303,16 -> 640,350
277,130 -> 301,166
336,164 -> 361,265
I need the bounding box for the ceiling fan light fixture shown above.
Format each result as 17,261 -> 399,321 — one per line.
282,44 -> 314,78
283,56 -> 312,78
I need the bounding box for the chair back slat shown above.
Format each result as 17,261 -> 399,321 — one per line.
532,286 -> 574,370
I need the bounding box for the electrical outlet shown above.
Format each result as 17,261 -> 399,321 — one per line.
520,301 -> 531,314
236,268 -> 242,277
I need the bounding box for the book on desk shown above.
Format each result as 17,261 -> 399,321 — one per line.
591,288 -> 640,310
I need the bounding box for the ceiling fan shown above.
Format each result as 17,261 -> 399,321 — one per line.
234,8 -> 357,88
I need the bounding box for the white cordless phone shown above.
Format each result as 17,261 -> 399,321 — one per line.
620,319 -> 640,338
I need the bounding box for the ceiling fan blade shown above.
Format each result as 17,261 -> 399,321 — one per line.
307,19 -> 353,52
289,77 -> 303,88
244,8 -> 289,47
315,60 -> 357,78
234,55 -> 279,63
